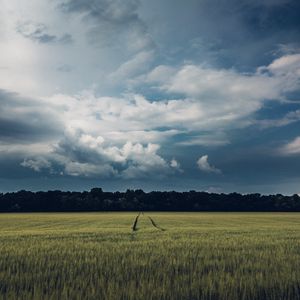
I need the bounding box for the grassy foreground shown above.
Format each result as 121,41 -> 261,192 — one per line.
0,213 -> 300,300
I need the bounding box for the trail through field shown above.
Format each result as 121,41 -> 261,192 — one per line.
131,213 -> 140,231
131,213 -> 165,232
148,216 -> 165,231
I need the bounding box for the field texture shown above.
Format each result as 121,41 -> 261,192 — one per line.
0,213 -> 300,300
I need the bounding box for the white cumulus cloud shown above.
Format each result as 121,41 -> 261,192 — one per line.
280,137 -> 300,155
197,155 -> 221,174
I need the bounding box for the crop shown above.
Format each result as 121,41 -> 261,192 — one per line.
0,212 -> 300,299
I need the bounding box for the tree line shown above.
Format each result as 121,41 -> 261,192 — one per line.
0,188 -> 300,212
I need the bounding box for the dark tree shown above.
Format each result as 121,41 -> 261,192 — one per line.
0,189 -> 299,212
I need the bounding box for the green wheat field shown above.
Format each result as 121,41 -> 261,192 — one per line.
0,212 -> 300,300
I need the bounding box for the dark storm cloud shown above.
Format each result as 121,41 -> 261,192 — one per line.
16,22 -> 73,45
141,0 -> 300,69
0,118 -> 55,143
0,90 -> 61,143
55,133 -> 102,164
59,0 -> 153,49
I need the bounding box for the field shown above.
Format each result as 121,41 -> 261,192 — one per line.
0,213 -> 300,299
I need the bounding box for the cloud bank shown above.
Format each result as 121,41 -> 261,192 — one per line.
0,52 -> 297,179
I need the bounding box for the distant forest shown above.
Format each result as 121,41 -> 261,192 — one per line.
1,188 -> 300,212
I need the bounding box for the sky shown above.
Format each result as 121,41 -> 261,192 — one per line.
0,0 -> 300,194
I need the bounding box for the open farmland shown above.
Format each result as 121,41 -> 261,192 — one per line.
0,212 -> 300,299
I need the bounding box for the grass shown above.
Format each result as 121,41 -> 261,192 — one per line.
0,212 -> 300,299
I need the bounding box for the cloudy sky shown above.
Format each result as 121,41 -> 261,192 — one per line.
1,0 -> 300,194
